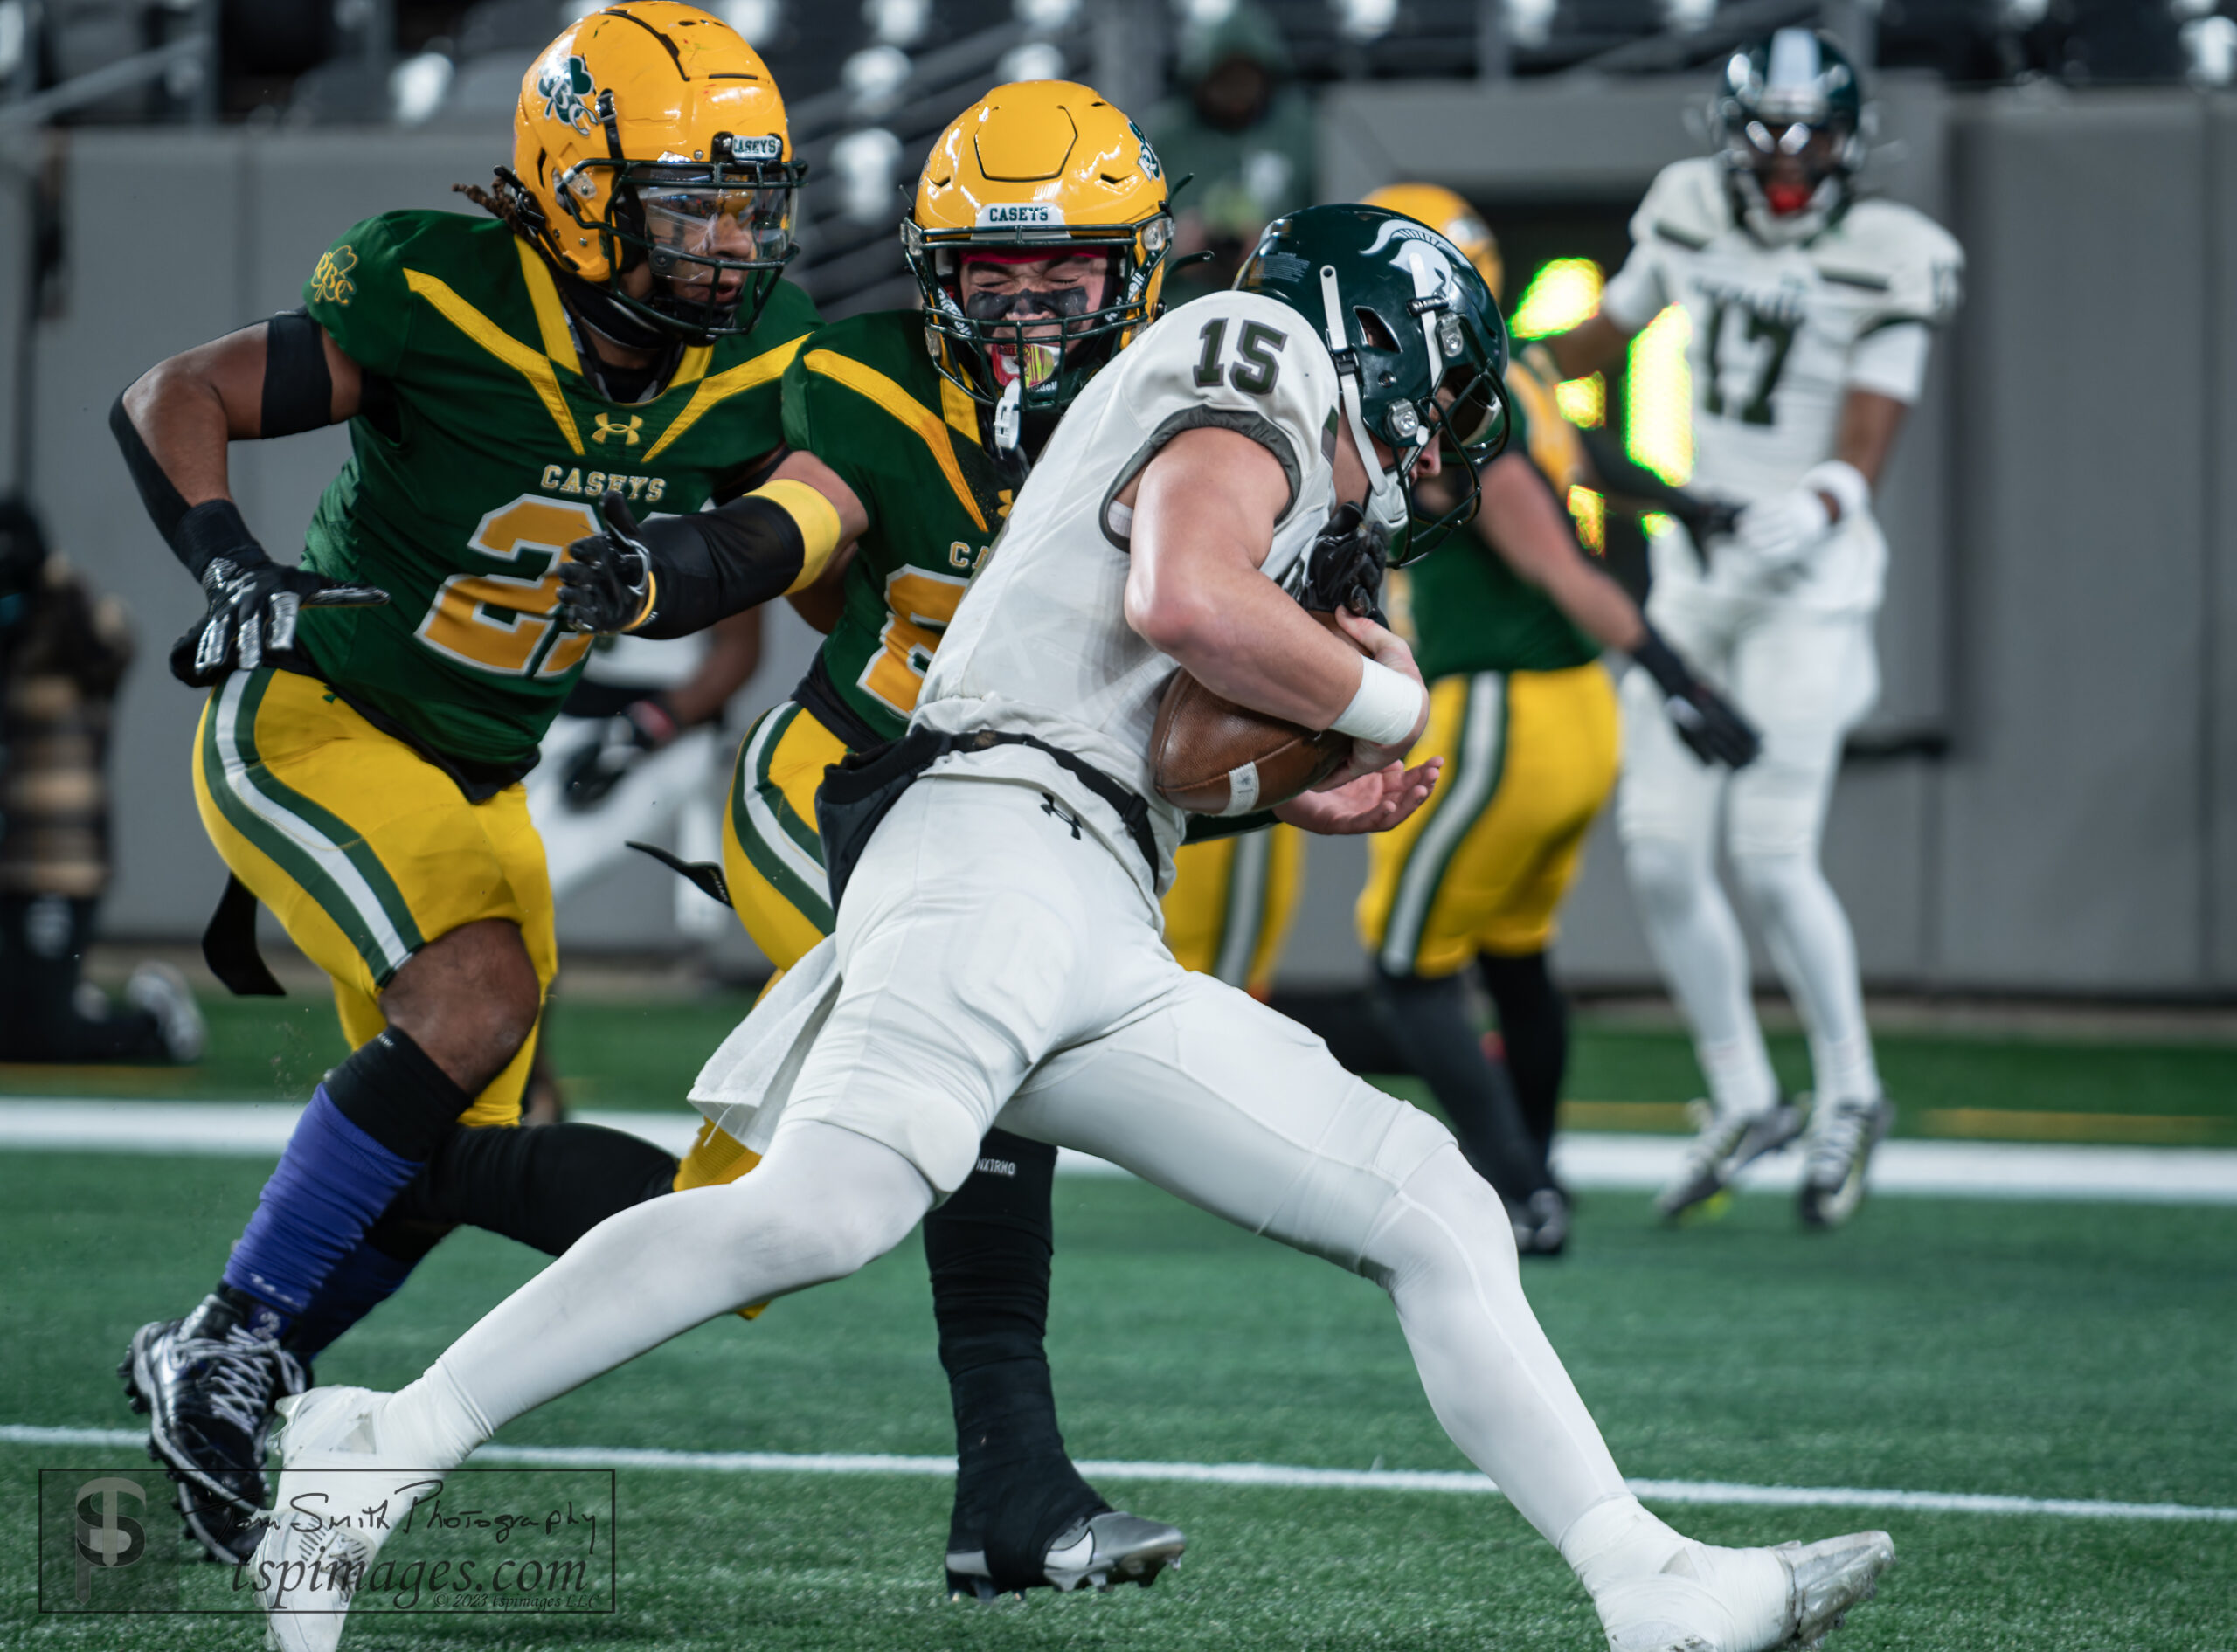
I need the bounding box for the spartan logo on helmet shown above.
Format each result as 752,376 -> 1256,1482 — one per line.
538,54 -> 597,136
1128,120 -> 1163,182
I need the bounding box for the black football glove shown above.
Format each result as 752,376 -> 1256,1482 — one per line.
557,490 -> 657,635
170,548 -> 389,688
1295,502 -> 1391,622
559,695 -> 682,812
1631,623 -> 1760,769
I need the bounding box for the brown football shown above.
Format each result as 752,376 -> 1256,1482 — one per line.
1150,612 -> 1355,815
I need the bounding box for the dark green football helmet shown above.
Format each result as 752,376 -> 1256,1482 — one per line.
1235,204 -> 1508,562
1712,27 -> 1870,245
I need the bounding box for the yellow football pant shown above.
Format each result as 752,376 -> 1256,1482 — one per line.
1160,826 -> 1306,996
1358,663 -> 1619,978
192,667 -> 556,1124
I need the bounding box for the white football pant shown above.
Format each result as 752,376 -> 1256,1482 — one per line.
398,774 -> 1640,1553
1616,593 -> 1883,1117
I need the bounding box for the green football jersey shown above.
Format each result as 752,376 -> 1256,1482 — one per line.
779,309 -> 1012,744
297,209 -> 820,766
1401,364 -> 1603,681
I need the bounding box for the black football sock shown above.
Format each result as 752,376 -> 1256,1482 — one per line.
381,1120 -> 680,1256
1271,984 -> 1415,1076
1371,968 -> 1554,1202
1478,950 -> 1569,1163
924,1129 -> 1102,1587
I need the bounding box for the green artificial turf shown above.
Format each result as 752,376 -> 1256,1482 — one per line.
2,1152 -> 2232,1649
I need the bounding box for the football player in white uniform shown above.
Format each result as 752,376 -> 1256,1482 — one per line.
250,207 -> 1894,1652
1533,28 -> 1963,1227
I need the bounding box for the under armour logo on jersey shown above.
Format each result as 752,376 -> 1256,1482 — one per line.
1040,793 -> 1082,840
592,414 -> 644,446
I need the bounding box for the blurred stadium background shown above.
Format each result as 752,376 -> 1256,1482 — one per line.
2,6 -> 2235,1649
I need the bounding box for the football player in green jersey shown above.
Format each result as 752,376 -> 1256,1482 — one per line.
605,79 -> 1194,1601
108,4 -> 848,1566
1353,186 -> 1757,1256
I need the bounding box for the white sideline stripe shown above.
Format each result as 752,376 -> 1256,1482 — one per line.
4,1426 -> 2231,1524
3,1099 -> 2235,1204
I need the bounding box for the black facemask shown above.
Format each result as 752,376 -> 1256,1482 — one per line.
961,285 -> 1092,322
558,268 -> 683,355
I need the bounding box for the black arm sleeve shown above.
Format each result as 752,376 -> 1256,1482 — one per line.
1183,810 -> 1280,844
260,308 -> 335,438
107,393 -> 265,580
631,493 -> 807,639
1629,623 -> 1695,699
1576,426 -> 1730,533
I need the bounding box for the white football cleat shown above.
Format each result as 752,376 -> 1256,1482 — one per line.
250,1387 -> 447,1652
1596,1529 -> 1894,1652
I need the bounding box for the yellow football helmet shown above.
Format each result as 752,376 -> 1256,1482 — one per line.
507,3 -> 802,339
904,80 -> 1172,413
1362,183 -> 1502,301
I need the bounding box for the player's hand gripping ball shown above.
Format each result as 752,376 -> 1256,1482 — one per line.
1150,611 -> 1358,816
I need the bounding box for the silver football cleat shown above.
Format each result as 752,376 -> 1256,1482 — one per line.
1797,1096 -> 1894,1229
1597,1527 -> 1893,1652
1777,1529 -> 1895,1649
947,1510 -> 1186,1600
1656,1099 -> 1806,1222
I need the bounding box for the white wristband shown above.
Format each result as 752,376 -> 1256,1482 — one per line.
1331,658 -> 1425,747
1801,459 -> 1870,525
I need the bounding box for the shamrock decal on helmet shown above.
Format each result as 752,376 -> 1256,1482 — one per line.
537,53 -> 596,135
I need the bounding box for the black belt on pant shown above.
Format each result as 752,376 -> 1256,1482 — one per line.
816,725 -> 1159,910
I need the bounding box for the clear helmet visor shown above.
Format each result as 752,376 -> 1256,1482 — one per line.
639,184 -> 797,277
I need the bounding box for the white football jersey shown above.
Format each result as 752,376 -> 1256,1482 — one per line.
1601,156 -> 1963,612
915,288 -> 1341,895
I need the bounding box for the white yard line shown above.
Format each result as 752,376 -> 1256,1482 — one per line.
3,1098 -> 2235,1203
3,1425 -> 2229,1524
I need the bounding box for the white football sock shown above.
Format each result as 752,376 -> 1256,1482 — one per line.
389,1121 -> 932,1457
1368,1146 -> 1631,1543
1562,1495 -> 1790,1652
1559,1495 -> 1687,1594
1624,835 -> 1780,1117
1735,850 -> 1881,1102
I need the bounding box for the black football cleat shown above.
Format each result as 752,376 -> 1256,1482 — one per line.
121,1289 -> 308,1564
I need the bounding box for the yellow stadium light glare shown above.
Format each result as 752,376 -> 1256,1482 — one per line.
1555,372 -> 1605,428
1508,258 -> 1604,342
1568,485 -> 1605,553
1625,306 -> 1693,486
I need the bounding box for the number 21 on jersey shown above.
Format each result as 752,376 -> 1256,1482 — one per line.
415,495 -> 600,680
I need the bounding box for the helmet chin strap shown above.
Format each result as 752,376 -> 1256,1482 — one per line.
1318,264 -> 1411,537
